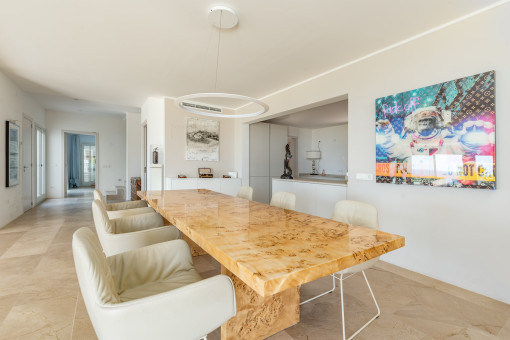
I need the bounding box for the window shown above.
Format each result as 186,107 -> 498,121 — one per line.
81,143 -> 96,185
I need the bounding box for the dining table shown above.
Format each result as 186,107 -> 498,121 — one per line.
138,189 -> 405,340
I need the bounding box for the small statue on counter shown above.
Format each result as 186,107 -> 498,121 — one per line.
281,143 -> 293,179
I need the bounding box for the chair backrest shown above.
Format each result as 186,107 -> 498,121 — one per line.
237,186 -> 253,200
93,189 -> 107,206
72,227 -> 119,306
331,200 -> 379,230
270,191 -> 296,210
92,199 -> 114,235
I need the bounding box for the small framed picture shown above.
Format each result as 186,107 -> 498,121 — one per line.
6,121 -> 20,187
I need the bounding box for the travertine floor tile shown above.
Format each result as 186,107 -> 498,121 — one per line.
71,292 -> 97,340
0,294 -> 18,326
0,255 -> 42,297
1,226 -> 60,259
0,296 -> 76,339
376,261 -> 510,316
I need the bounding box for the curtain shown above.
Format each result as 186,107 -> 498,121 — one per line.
68,134 -> 80,188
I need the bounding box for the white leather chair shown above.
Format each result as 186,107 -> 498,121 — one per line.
270,191 -> 296,210
301,200 -> 380,340
237,186 -> 253,200
72,227 -> 236,340
94,189 -> 155,219
92,199 -> 181,256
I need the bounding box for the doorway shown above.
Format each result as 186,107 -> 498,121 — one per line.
22,116 -> 33,211
64,132 -> 97,197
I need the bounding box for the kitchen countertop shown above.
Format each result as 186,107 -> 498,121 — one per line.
273,176 -> 347,186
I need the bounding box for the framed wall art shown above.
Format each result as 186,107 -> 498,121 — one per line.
375,71 -> 495,189
186,118 -> 219,162
6,121 -> 20,187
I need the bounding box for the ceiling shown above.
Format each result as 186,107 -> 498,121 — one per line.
0,1 -> 503,116
264,100 -> 348,129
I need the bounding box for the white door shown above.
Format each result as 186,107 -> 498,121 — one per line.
36,126 -> 46,201
22,117 -> 32,211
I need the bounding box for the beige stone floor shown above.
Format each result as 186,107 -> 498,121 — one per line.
0,196 -> 509,339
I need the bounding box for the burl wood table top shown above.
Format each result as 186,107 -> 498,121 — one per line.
138,189 -> 405,297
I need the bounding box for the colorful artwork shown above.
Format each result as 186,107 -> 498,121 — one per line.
375,71 -> 495,189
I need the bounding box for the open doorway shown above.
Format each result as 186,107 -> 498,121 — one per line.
64,132 -> 97,198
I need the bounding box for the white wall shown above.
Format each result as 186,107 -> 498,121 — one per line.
164,98 -> 236,179
0,71 -> 45,228
126,112 -> 141,199
288,126 -> 312,175
311,124 -> 348,176
241,5 -> 510,303
45,110 -> 126,198
141,97 -> 165,190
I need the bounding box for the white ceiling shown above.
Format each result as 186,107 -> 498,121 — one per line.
0,0 -> 503,116
264,100 -> 348,129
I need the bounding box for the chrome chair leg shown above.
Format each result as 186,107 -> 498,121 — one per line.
340,271 -> 380,340
300,274 -> 336,305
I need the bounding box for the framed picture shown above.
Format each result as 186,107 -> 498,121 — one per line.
375,71 -> 495,189
186,118 -> 219,161
6,121 -> 20,187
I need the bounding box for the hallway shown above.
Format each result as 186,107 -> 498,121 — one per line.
0,197 -> 509,339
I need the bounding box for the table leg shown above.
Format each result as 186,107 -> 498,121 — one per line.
221,266 -> 300,340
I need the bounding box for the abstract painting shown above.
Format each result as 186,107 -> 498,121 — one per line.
186,118 -> 219,161
375,71 -> 495,189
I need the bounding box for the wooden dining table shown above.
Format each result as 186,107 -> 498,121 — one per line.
138,189 -> 405,340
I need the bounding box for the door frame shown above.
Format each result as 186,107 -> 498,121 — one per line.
142,121 -> 147,190
62,130 -> 99,197
35,124 -> 47,204
22,115 -> 33,211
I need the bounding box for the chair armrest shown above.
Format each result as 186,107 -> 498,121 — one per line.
106,200 -> 148,211
96,275 -> 236,340
108,239 -> 191,288
112,213 -> 164,233
101,226 -> 181,257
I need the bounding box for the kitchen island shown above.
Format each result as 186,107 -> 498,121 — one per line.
272,176 -> 347,218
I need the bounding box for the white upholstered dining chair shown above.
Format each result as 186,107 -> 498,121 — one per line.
72,227 -> 236,340
301,200 -> 381,340
269,191 -> 296,210
94,189 -> 155,219
237,186 -> 253,200
92,200 -> 180,256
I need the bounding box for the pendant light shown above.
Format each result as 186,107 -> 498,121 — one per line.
176,6 -> 269,118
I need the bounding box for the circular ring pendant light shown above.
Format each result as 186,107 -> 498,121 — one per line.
176,6 -> 269,118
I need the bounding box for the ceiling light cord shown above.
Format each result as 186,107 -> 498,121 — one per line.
175,6 -> 269,118
214,10 -> 223,92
